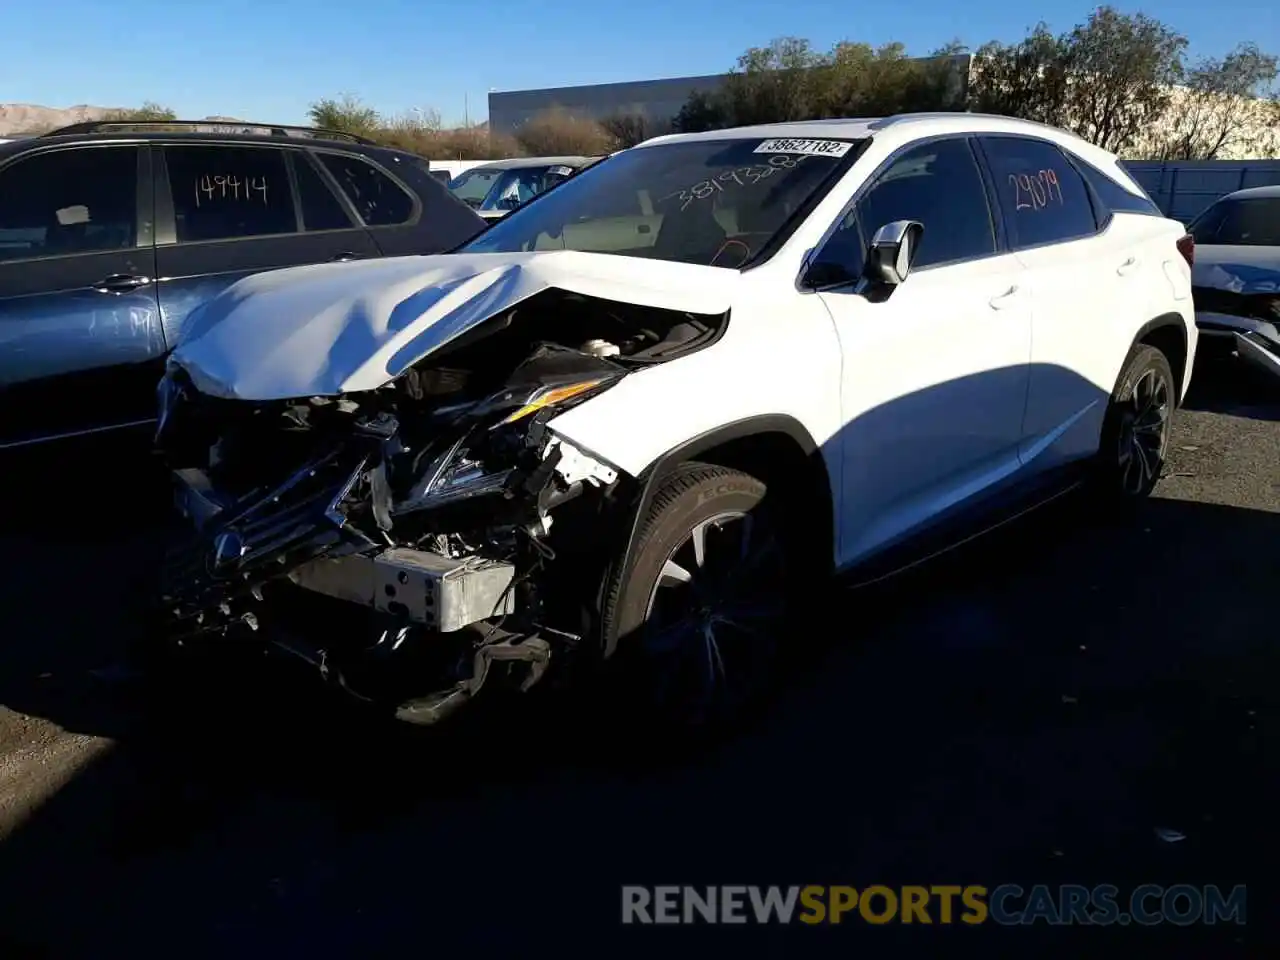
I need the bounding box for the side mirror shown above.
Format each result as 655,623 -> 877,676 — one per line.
864,220 -> 924,287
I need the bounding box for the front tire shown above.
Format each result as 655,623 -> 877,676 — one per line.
1093,343 -> 1175,502
598,462 -> 794,730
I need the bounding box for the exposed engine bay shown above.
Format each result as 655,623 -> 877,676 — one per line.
154,288 -> 726,723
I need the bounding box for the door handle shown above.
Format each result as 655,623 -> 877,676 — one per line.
92,274 -> 152,294
329,252 -> 361,262
989,285 -> 1021,310
1117,256 -> 1141,276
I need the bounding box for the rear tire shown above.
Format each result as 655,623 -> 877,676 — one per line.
597,462 -> 797,732
1091,343 -> 1175,504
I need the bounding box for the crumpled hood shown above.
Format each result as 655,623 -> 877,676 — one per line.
1191,245 -> 1280,295
170,251 -> 740,401
1191,245 -> 1280,334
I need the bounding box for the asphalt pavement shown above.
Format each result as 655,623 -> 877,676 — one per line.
0,355 -> 1275,959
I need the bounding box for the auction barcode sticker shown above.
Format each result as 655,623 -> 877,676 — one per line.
753,138 -> 853,158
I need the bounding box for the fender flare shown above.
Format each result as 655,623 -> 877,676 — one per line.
607,414 -> 829,653
1130,312 -> 1190,404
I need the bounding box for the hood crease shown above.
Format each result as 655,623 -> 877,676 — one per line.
170,251 -> 740,400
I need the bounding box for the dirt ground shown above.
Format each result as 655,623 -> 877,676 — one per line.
0,357 -> 1275,958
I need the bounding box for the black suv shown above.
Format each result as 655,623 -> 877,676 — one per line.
0,120 -> 487,453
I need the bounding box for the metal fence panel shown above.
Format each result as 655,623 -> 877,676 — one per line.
1122,160 -> 1280,222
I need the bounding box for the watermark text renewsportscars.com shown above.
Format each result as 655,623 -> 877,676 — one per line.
621,884 -> 1247,926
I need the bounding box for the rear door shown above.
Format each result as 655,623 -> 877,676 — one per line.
153,142 -> 380,346
312,149 -> 423,256
0,142 -> 163,448
976,135 -> 1141,473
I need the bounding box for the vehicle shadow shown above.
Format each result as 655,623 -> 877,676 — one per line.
0,363 -> 1273,957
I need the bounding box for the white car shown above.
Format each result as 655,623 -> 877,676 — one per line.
446,155 -> 598,221
1186,184 -> 1280,377
153,113 -> 1198,728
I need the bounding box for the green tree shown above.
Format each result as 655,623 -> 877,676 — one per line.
718,37 -> 829,125
671,90 -> 727,132
433,124 -> 521,160
673,35 -> 966,130
512,106 -> 615,156
599,112 -> 657,147
969,8 -> 1190,154
968,25 -> 1073,125
1062,7 -> 1185,153
101,102 -> 178,122
819,41 -> 965,117
1142,43 -> 1280,159
304,94 -> 521,159
307,94 -> 381,135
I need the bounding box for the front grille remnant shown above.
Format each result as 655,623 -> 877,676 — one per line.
164,445 -> 373,614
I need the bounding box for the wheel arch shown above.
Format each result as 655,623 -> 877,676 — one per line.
1132,313 -> 1189,405
611,414 -> 836,629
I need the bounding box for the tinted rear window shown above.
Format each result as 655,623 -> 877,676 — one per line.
1074,161 -> 1163,217
980,136 -> 1099,248
317,152 -> 415,226
293,154 -> 355,231
1189,197 -> 1280,246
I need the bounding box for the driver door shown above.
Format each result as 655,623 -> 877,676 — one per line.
810,136 -> 1032,566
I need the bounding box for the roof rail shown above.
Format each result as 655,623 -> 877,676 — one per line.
879,110 -> 1079,135
39,119 -> 377,145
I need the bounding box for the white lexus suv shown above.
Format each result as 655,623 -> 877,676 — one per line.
151,113 -> 1198,728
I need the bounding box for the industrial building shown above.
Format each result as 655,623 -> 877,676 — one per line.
487,73 -> 729,136
487,55 -> 973,136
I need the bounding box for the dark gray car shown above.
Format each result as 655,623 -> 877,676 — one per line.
0,120 -> 486,452
1187,185 -> 1280,379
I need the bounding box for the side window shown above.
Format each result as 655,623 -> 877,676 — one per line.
1073,158 -> 1162,217
0,146 -> 138,263
316,153 -> 415,226
980,137 -> 1099,248
857,138 -> 996,269
1205,198 -> 1280,246
810,137 -> 996,283
1187,201 -> 1226,244
164,145 -> 296,243
292,154 -> 355,231
807,209 -> 866,287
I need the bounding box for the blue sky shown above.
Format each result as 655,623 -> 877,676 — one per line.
1,0 -> 1275,125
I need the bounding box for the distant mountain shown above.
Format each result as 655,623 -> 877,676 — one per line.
0,103 -> 122,135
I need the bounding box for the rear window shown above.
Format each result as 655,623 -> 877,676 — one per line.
316,152 -> 415,226
1074,160 -> 1163,217
478,165 -> 577,212
448,167 -> 504,207
1189,197 -> 1280,246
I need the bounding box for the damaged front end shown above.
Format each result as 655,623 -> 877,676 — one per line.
153,287 -> 721,723
1193,284 -> 1280,381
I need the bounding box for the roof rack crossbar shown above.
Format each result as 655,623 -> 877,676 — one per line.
39,120 -> 376,145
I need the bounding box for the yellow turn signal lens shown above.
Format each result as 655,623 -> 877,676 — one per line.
499,378 -> 608,425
